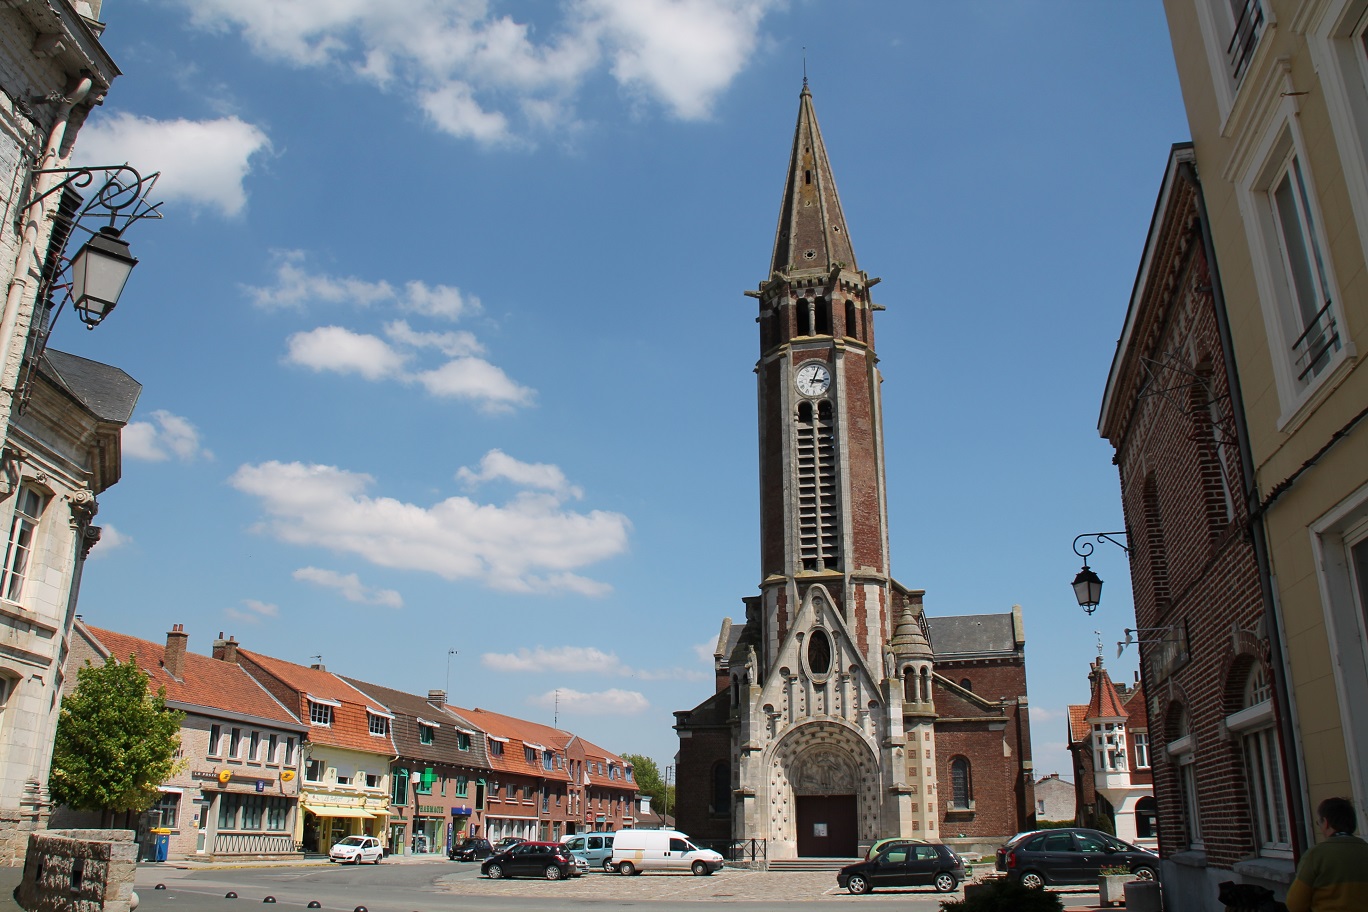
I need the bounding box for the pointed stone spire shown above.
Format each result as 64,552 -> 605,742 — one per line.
889,603 -> 932,660
770,83 -> 857,277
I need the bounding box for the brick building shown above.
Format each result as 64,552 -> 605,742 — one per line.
55,623 -> 307,862
342,680 -> 491,856
674,83 -> 1034,864
1098,143 -> 1293,907
1066,657 -> 1155,848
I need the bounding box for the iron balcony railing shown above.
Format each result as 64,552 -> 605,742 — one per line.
1293,300 -> 1341,381
1227,0 -> 1265,83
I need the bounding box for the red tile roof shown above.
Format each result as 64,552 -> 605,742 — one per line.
238,649 -> 395,755
79,624 -> 302,728
1085,662 -> 1129,720
449,706 -> 572,783
573,736 -> 633,790
1067,705 -> 1090,744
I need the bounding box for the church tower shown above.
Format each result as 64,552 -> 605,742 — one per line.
726,81 -> 932,858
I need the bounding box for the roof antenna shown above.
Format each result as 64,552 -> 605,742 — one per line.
1093,631 -> 1104,657
446,648 -> 457,694
554,689 -> 560,728
802,47 -> 808,89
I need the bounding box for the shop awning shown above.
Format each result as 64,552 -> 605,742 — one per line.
301,803 -> 374,819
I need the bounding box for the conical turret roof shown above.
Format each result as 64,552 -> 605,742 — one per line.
889,603 -> 932,660
1084,657 -> 1129,720
770,82 -> 857,277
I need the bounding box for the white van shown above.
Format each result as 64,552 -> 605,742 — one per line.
610,829 -> 724,876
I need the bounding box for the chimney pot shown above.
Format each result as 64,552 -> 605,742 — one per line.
164,624 -> 189,679
213,635 -> 239,664
427,690 -> 447,704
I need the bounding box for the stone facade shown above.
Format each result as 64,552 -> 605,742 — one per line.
0,0 -> 131,863
16,829 -> 137,912
675,84 -> 1034,864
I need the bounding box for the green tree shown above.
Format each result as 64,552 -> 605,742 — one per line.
49,655 -> 184,825
622,753 -> 674,815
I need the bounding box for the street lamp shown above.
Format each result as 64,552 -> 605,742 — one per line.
69,226 -> 137,327
1070,532 -> 1129,614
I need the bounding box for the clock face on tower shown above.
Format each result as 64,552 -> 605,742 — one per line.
795,362 -> 831,397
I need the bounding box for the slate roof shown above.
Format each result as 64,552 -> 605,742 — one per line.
770,83 -> 858,275
78,623 -> 302,728
342,677 -> 490,770
238,650 -> 395,755
41,350 -> 141,424
924,612 -> 1019,658
449,706 -> 572,784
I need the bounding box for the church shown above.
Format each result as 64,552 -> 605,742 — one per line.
672,84 -> 1035,862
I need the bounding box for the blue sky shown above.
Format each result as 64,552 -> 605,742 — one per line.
62,0 -> 1188,786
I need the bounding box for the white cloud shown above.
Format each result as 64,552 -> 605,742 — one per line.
529,687 -> 649,715
87,524 -> 130,560
584,0 -> 774,120
75,113 -> 270,217
246,252 -> 395,311
230,460 -> 630,594
285,326 -> 409,380
169,0 -> 782,144
122,410 -> 212,462
693,639 -> 717,665
413,358 -> 534,412
225,598 -> 280,624
458,450 -> 581,498
293,566 -> 404,608
385,321 -> 484,357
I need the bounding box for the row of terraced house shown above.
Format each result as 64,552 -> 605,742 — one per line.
52,621 -> 638,862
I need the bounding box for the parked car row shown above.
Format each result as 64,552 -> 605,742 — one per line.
995,828 -> 1157,888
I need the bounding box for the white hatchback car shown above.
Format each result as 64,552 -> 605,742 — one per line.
329,835 -> 383,864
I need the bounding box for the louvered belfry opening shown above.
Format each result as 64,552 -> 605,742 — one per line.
796,399 -> 840,571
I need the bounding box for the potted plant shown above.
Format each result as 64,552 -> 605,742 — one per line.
1098,865 -> 1136,907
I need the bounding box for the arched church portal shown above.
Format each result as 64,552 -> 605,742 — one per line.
769,722 -> 878,858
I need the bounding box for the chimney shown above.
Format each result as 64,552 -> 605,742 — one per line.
164,624 -> 188,679
427,690 -> 447,705
310,661 -> 326,671
212,633 -> 239,664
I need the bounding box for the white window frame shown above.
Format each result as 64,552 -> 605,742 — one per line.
1192,0 -> 1272,125
1,485 -> 46,605
1308,0 -> 1368,277
1236,114 -> 1355,426
367,710 -> 391,737
1310,482 -> 1368,832
1133,731 -> 1151,769
308,701 -> 333,726
1227,667 -> 1292,857
1168,729 -> 1204,849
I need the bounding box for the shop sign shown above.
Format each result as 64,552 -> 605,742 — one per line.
255,780 -> 266,793
191,770 -> 219,781
419,805 -> 444,814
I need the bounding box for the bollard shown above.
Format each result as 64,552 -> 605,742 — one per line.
307,903 -> 321,909
155,885 -> 167,890
225,892 -> 238,899
263,898 -> 276,904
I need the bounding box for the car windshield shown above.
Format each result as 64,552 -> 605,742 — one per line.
337,837 -> 366,847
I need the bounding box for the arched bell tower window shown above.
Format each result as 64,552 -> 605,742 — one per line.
795,400 -> 840,571
797,295 -> 812,336
845,300 -> 858,341
807,628 -> 832,676
815,297 -> 832,335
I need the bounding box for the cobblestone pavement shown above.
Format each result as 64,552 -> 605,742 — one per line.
438,869 -> 1103,905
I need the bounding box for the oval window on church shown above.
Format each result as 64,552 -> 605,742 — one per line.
807,628 -> 832,676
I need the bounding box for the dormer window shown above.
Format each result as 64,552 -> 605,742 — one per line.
367,710 -> 392,736
308,700 -> 334,726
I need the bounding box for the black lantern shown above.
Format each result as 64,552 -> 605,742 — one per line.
1072,563 -> 1103,613
69,226 -> 138,327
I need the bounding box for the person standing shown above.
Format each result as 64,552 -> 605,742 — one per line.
1286,797 -> 1368,912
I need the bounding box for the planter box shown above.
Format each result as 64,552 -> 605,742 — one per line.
1099,874 -> 1137,907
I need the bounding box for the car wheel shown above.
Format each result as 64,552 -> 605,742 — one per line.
1019,871 -> 1046,890
1133,865 -> 1156,881
544,865 -> 563,881
373,853 -> 382,864
603,859 -> 617,873
691,861 -> 710,876
846,874 -> 871,895
934,872 -> 957,893
619,861 -> 636,876
486,864 -> 504,880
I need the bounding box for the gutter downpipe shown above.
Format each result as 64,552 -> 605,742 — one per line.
0,76 -> 94,488
1178,159 -> 1310,857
